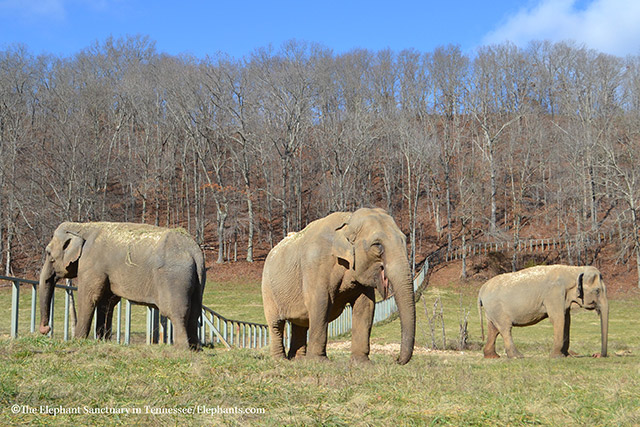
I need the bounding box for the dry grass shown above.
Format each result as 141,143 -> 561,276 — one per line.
1,271 -> 639,425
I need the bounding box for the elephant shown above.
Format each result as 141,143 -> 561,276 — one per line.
477,265 -> 608,359
261,208 -> 416,364
39,221 -> 206,350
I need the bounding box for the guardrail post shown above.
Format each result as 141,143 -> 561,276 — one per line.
124,300 -> 131,345
30,283 -> 37,334
48,290 -> 55,337
200,312 -> 205,345
93,307 -> 97,339
11,280 -> 20,338
64,288 -> 71,341
147,307 -> 160,344
116,299 -> 122,343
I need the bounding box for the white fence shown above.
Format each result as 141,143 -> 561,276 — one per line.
327,260 -> 428,338
1,275 -> 268,349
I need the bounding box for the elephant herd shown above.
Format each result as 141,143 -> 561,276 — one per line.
38,208 -> 609,362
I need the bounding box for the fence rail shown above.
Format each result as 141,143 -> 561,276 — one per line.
1,275 -> 269,349
3,232 -> 595,348
444,233 -> 614,262
327,260 -> 428,338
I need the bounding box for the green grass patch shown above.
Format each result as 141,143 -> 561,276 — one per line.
0,336 -> 639,426
203,280 -> 265,323
1,278 -> 640,425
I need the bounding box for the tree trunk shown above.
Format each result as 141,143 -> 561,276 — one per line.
216,207 -> 227,264
246,188 -> 254,262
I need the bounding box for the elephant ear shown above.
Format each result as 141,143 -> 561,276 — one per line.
332,223 -> 355,270
62,233 -> 85,270
577,273 -> 584,303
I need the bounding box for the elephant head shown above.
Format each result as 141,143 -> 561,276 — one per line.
333,208 -> 416,364
39,223 -> 85,334
573,267 -> 609,357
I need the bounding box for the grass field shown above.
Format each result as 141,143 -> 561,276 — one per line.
1,275 -> 639,425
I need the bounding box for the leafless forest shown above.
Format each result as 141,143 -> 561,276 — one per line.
2,36 -> 640,285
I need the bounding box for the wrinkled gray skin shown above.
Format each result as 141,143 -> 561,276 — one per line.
478,265 -> 608,358
39,222 -> 206,350
262,208 -> 416,364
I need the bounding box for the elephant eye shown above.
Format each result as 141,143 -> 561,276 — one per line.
371,242 -> 384,255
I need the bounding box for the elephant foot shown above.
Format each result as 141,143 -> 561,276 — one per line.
483,348 -> 500,359
306,354 -> 330,363
287,348 -> 307,360
549,352 -> 567,358
350,354 -> 371,364
507,352 -> 525,359
39,325 -> 51,335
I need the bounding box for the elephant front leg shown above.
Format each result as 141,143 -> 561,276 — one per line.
548,305 -> 568,358
306,290 -> 330,361
350,289 -> 375,363
561,309 -> 571,356
74,291 -> 96,339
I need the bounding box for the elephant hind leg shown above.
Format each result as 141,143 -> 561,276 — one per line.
498,324 -> 523,358
268,319 -> 287,359
287,323 -> 308,359
186,285 -> 203,351
483,320 -> 501,359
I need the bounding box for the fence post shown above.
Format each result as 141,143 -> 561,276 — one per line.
93,307 -> 98,339
147,307 -> 160,345
116,300 -> 122,344
11,280 -> 20,338
124,300 -> 131,345
30,283 -> 37,334
48,290 -> 55,337
64,288 -> 71,341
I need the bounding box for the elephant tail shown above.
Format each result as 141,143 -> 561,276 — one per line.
478,297 -> 485,342
195,251 -> 206,298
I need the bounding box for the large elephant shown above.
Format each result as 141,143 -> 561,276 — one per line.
39,221 -> 206,350
478,265 -> 608,358
262,208 -> 416,364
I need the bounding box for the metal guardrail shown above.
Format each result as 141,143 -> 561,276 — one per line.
3,233 -> 608,347
1,275 -> 269,349
444,233 -> 613,262
3,264 -> 427,347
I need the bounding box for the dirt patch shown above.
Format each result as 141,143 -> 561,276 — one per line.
327,341 -> 476,357
205,258 -> 265,283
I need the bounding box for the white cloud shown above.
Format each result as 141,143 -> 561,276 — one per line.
483,0 -> 640,57
0,0 -> 113,23
0,0 -> 67,21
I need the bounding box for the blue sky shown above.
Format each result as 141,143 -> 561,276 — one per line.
1,0 -> 639,58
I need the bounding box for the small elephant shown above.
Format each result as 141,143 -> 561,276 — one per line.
262,208 -> 416,364
39,222 -> 206,350
478,265 -> 608,358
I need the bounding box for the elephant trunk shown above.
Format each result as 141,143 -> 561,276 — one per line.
385,257 -> 416,365
39,257 -> 56,335
598,297 -> 609,357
